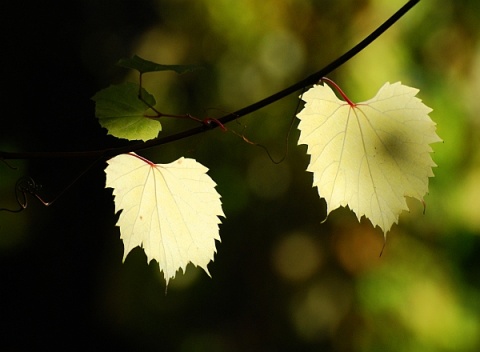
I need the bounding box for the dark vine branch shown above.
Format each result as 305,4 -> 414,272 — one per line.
0,0 -> 419,161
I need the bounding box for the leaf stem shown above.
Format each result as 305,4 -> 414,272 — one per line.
0,0 -> 419,160
128,152 -> 155,166
320,77 -> 356,107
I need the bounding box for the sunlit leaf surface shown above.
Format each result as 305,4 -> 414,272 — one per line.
297,82 -> 442,234
92,82 -> 161,141
105,152 -> 224,285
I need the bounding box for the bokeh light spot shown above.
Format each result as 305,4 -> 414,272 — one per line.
290,277 -> 352,342
271,231 -> 323,282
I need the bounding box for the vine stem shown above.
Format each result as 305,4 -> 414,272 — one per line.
0,0 -> 419,161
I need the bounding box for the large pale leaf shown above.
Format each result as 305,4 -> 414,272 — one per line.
297,82 -> 442,234
105,152 -> 224,285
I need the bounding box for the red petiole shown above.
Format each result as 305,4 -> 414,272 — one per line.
321,77 -> 356,107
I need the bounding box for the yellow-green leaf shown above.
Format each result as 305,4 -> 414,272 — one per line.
105,152 -> 224,285
297,82 -> 442,234
92,82 -> 161,141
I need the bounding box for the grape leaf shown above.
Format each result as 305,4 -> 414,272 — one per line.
105,152 -> 224,285
297,82 -> 442,234
92,82 -> 161,141
117,55 -> 203,74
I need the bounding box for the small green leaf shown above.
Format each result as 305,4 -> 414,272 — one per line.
117,55 -> 203,74
92,82 -> 161,141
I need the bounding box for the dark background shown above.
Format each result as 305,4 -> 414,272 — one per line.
1,1 -> 479,351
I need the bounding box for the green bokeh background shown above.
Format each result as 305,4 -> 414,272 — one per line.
1,0 -> 479,350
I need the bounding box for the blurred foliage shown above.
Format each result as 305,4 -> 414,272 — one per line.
1,0 -> 480,351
